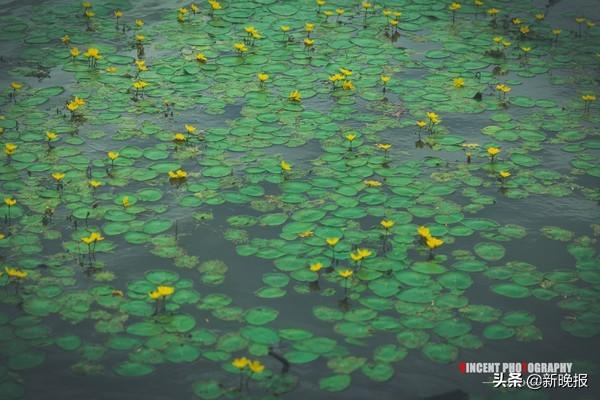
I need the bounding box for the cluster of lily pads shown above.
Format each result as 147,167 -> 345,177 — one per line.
0,0 -> 599,399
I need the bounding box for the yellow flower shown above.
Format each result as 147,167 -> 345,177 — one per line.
61,34 -> 70,44
133,60 -> 146,72
487,146 -> 501,157
305,23 -> 315,32
46,131 -> 58,141
280,160 -> 292,172
339,269 -> 353,278
416,120 -> 427,129
4,197 -> 17,207
0,233 -> 4,240
114,9 -> 123,18
5,267 -> 27,279
520,25 -> 530,34
70,47 -> 80,58
380,219 -> 395,229
280,25 -> 291,32
179,7 -> 188,15
74,96 -> 86,106
426,111 -> 440,124
89,180 -> 102,188
85,9 -> 95,18
168,169 -> 188,179
362,1 -> 372,10
209,1 -> 221,10
184,124 -> 196,134
582,94 -> 597,102
81,235 -> 94,245
417,226 -> 431,239
248,360 -> 265,374
191,4 -> 199,13
364,180 -> 382,187
453,77 -> 465,88
493,36 -> 503,44
245,25 -> 258,35
521,46 -> 531,53
52,172 -> 65,182
148,290 -> 161,300
336,8 -> 345,15
234,43 -> 248,53
5,143 -> 17,155
426,236 -> 444,250
135,19 -> 144,27
106,66 -> 117,73
474,0 -> 484,7
499,171 -> 511,179
67,100 -> 80,111
575,16 -> 586,24
501,40 -> 511,48
342,80 -> 354,90
511,17 -> 522,25
303,38 -> 315,47
132,80 -> 148,90
487,8 -> 499,16
329,73 -> 344,83
108,151 -> 119,160
316,0 -> 326,6
288,90 -> 301,102
10,82 -> 22,91
122,196 -> 130,208
298,230 -> 314,238
89,232 -> 105,242
552,28 -> 561,35
174,133 -> 187,142
495,84 -> 511,93
157,285 -> 175,296
358,248 -> 372,258
135,34 -> 145,42
326,237 -> 340,247
82,1 -> 92,8
350,251 -> 363,262
449,2 -> 461,11
196,53 -> 207,63
375,143 -> 392,151
535,13 -> 545,21
83,47 -> 101,60
309,262 -> 323,272
381,75 -> 391,84
232,357 -> 249,369
339,67 -> 352,76
345,133 -> 357,142
258,73 -> 269,82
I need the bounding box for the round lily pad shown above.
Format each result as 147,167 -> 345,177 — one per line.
474,242 -> 506,261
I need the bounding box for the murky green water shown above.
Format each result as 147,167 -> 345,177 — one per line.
0,0 -> 599,399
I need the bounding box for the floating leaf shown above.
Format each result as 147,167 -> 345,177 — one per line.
319,374 -> 351,392
474,242 -> 506,261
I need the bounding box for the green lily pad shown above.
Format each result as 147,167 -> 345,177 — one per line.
474,242 -> 506,261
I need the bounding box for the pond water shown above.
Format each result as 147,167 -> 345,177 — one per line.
0,0 -> 599,399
